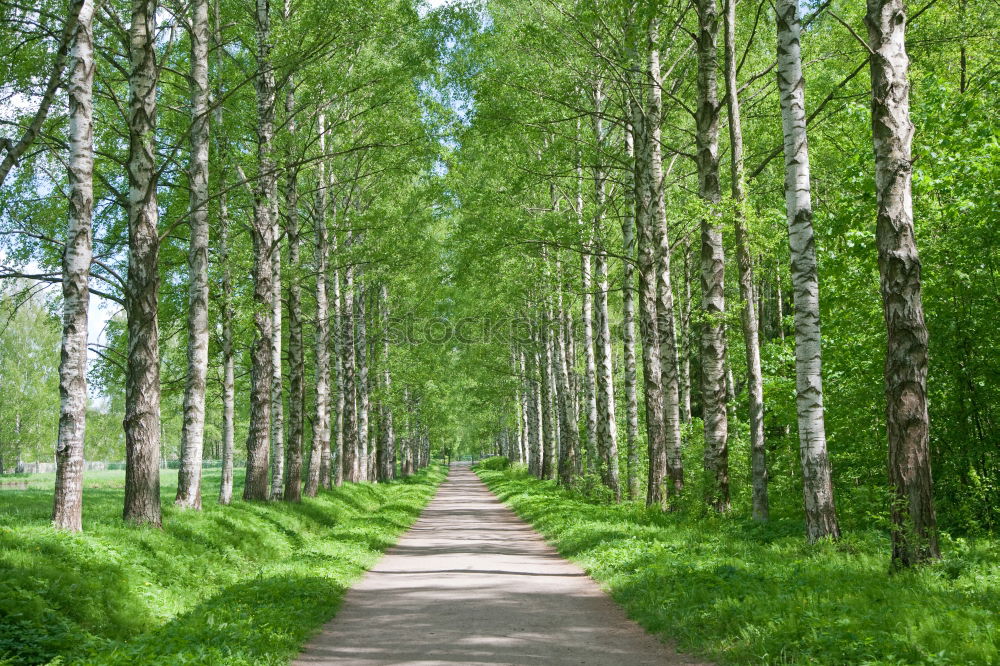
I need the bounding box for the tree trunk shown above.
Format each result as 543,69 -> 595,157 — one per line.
679,240 -> 693,423
632,94 -> 668,509
378,284 -> 396,482
244,0 -> 276,501
219,196 -> 236,506
282,101 -> 304,502
123,0 -> 162,526
270,214 -> 284,499
579,157 -> 599,476
865,0 -> 939,566
695,0 -> 731,513
591,81 -> 620,500
52,0 -> 95,532
355,281 -> 370,482
176,0 -> 211,510
648,19 -> 684,499
341,246 -> 358,483
329,213 -> 343,488
539,304 -> 557,481
305,116 -> 330,498
725,0 -> 768,521
775,0 -> 839,539
555,262 -> 579,486
622,119 -> 641,502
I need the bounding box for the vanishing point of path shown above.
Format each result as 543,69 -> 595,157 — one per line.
295,465 -> 708,665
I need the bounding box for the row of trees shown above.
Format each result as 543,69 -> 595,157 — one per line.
0,0 -> 445,529
440,0 -> 996,568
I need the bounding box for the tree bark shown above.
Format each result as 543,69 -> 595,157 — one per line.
555,261 -> 579,486
244,0 -> 277,501
305,116 -> 330,498
377,284 -> 396,481
329,222 -> 344,488
695,0 -> 730,513
579,156 -> 600,476
648,19 -> 684,499
270,208 -> 284,499
591,80 -> 620,500
865,0 -> 939,566
355,280 -> 370,482
282,88 -> 304,502
775,0 -> 839,539
123,0 -> 162,526
219,192 -> 236,506
725,0 -> 768,521
341,245 -> 358,482
176,0 -> 211,510
622,119 -> 641,502
632,94 -> 668,509
52,0 -> 95,532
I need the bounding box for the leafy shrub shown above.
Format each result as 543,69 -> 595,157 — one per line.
473,456 -> 510,471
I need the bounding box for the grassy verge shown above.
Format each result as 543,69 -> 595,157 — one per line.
475,463 -> 999,665
0,465 -> 446,665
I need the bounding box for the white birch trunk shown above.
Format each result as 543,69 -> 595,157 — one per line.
725,0 -> 768,521
52,0 -> 95,532
775,0 -> 839,539
176,0 -> 210,510
695,0 -> 731,513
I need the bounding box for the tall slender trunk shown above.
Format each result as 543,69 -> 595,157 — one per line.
725,0 -> 768,521
269,220 -> 284,498
219,195 -> 235,505
866,0 -> 939,566
52,0 -> 95,532
123,0 -> 162,526
282,97 -> 304,502
378,284 -> 396,482
355,281 -> 370,482
775,0 -> 839,539
540,302 -> 557,481
555,262 -> 579,485
622,120 -> 641,502
578,143 -> 599,476
341,245 -> 358,482
176,0 -> 211,510
591,81 -> 620,500
695,0 -> 730,513
648,19 -> 684,499
244,0 -> 276,501
563,296 -> 581,474
329,222 -> 343,488
402,388 -> 415,476
679,240 -> 693,423
531,320 -> 546,478
305,116 -> 330,498
632,93 -> 668,508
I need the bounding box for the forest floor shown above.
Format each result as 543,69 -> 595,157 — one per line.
476,463 -> 1000,665
295,463 -> 704,665
0,465 -> 446,665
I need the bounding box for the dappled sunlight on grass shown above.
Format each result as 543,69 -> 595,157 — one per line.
0,466 -> 446,664
477,467 -> 1000,665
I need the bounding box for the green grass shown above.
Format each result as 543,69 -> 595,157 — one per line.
0,465 -> 446,665
476,464 -> 1000,666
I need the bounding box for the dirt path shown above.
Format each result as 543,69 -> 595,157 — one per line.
294,464 -> 706,665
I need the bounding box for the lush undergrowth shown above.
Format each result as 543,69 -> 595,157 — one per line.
0,465 -> 446,665
476,463 -> 999,665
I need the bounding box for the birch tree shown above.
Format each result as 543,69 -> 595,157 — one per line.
775,0 -> 840,539
52,0 -> 95,532
865,0 -> 939,566
175,0 -> 211,510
